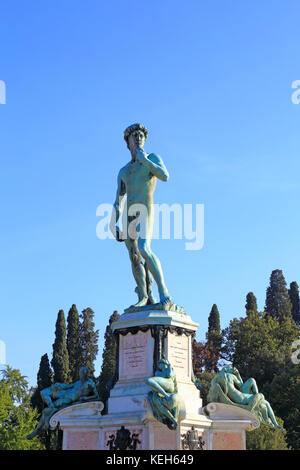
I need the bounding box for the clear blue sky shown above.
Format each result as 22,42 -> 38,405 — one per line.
1,0 -> 299,386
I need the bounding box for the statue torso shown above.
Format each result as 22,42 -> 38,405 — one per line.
120,154 -> 157,207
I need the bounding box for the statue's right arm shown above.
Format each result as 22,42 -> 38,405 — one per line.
232,374 -> 242,390
109,169 -> 126,239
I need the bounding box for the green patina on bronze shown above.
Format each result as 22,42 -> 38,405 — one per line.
27,366 -> 99,439
145,358 -> 180,430
110,123 -> 174,311
206,366 -> 282,429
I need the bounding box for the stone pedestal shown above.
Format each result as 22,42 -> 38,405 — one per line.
49,401 -> 104,450
49,309 -> 260,450
100,309 -> 212,449
204,403 -> 260,450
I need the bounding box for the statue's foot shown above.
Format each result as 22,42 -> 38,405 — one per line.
274,422 -> 283,430
160,294 -> 172,305
167,419 -> 178,430
133,297 -> 149,308
26,430 -> 37,440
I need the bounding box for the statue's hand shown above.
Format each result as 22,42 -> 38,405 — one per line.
136,147 -> 147,162
116,227 -> 125,242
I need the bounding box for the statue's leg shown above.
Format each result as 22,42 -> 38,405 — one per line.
26,407 -> 55,439
150,391 -> 178,430
144,262 -> 157,304
263,401 -> 282,428
125,237 -> 148,307
245,392 -> 264,411
40,387 -> 54,408
241,378 -> 259,395
145,377 -> 170,398
138,238 -> 170,304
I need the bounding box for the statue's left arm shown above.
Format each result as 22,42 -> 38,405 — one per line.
233,369 -> 243,387
136,149 -> 169,182
231,373 -> 243,390
81,379 -> 99,401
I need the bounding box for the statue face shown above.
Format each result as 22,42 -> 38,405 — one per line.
79,367 -> 88,380
128,129 -> 146,152
158,359 -> 171,376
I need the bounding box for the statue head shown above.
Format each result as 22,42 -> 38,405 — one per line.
79,366 -> 89,380
223,365 -> 239,376
157,358 -> 172,377
124,123 -> 148,152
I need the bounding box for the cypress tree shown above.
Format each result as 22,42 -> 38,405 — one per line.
208,304 -> 221,334
31,354 -> 53,413
79,307 -> 99,378
245,292 -> 258,316
51,310 -> 70,384
67,304 -> 81,381
30,354 -> 53,450
206,304 -> 222,372
265,270 -> 292,320
289,281 -> 300,325
97,311 -> 120,412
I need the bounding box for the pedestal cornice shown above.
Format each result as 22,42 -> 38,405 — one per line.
111,310 -> 198,333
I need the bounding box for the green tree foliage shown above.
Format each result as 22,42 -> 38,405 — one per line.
0,366 -> 44,450
263,364 -> 300,450
265,269 -> 292,321
246,418 -> 289,450
245,292 -> 258,316
222,311 -> 299,390
79,307 -> 99,378
289,281 -> 300,326
67,304 -> 81,381
97,311 -> 120,413
1,365 -> 28,402
51,309 -> 70,384
193,370 -> 215,406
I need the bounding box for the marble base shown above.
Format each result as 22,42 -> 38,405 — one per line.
49,309 -> 260,450
49,401 -> 104,450
108,309 -> 202,419
49,401 -> 259,450
204,403 -> 260,450
99,409 -> 211,450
